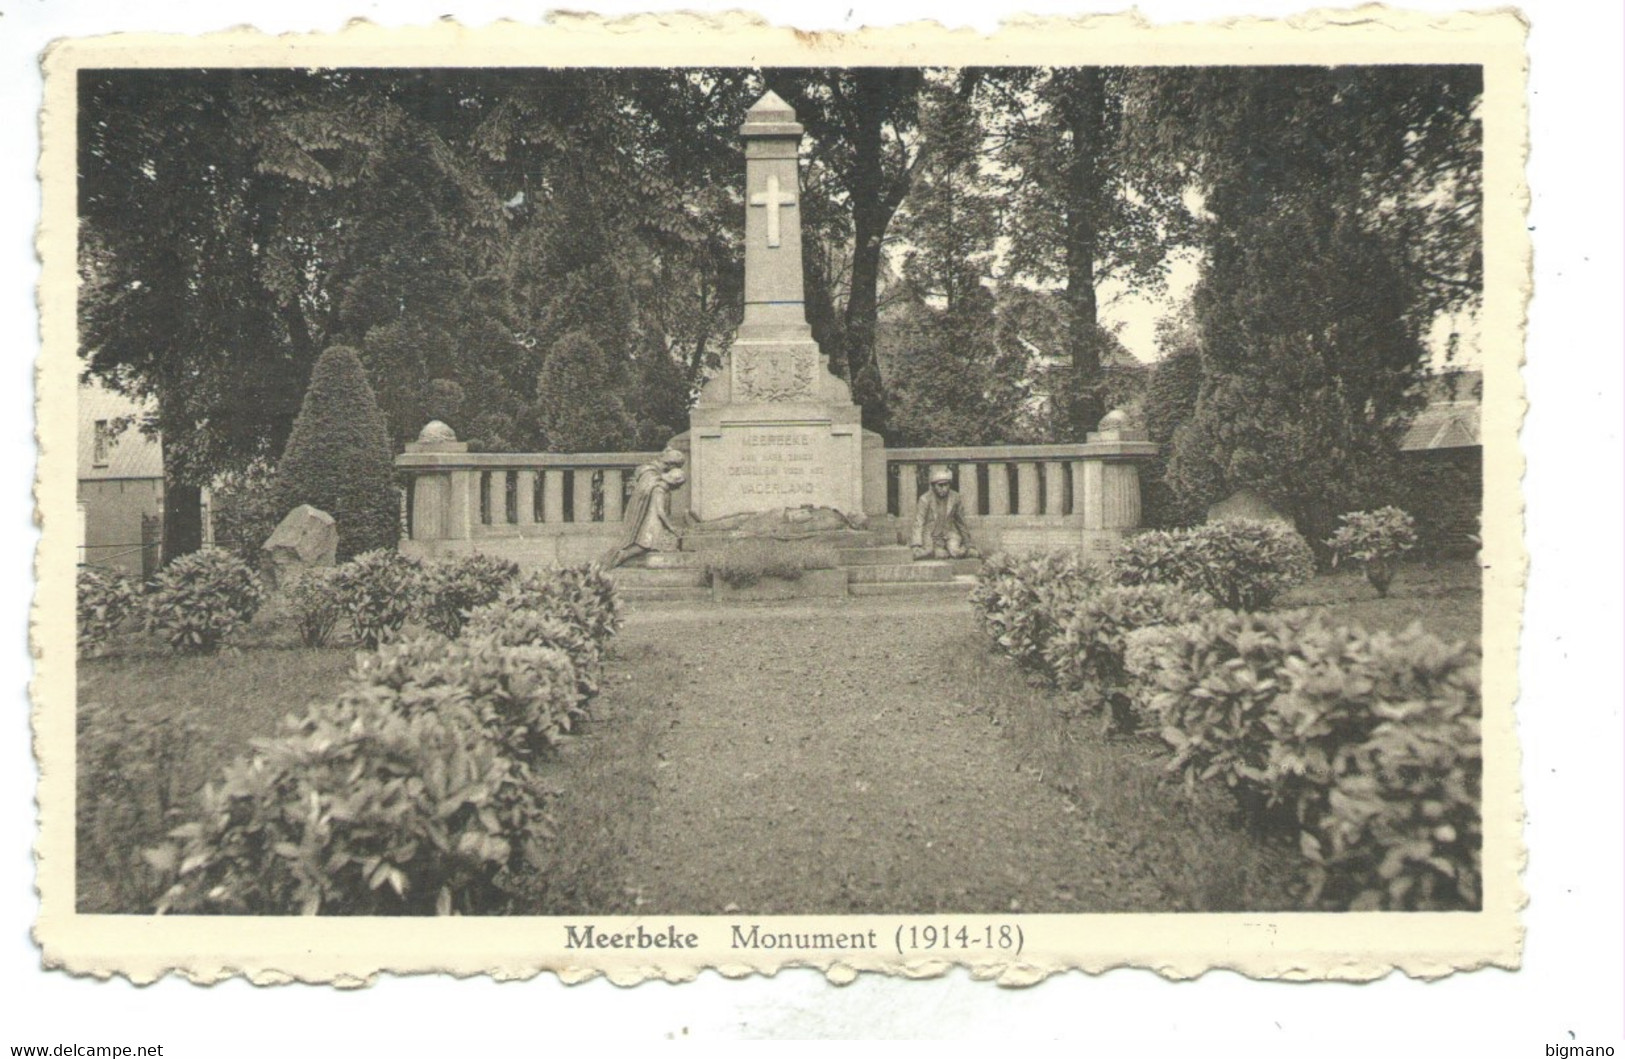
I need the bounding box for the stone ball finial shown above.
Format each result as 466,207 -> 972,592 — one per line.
1099,408 -> 1129,430
418,420 -> 457,443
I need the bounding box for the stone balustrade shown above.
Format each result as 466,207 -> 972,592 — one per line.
396,437 -> 686,563
396,422 -> 1155,567
883,440 -> 1155,529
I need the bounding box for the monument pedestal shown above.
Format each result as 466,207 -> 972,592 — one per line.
688,329 -> 866,521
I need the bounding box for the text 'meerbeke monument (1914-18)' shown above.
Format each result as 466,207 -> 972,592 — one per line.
684,91 -> 877,523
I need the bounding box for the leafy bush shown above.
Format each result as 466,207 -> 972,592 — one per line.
1327,506 -> 1418,597
513,564 -> 624,648
332,549 -> 422,649
273,344 -> 401,562
705,539 -> 840,589
1269,625 -> 1481,910
77,566 -> 139,657
349,634 -> 584,762
143,550 -> 265,653
969,551 -> 1105,671
1040,584 -> 1212,731
281,568 -> 343,647
1113,519 -> 1314,610
417,554 -> 520,638
149,688 -> 549,915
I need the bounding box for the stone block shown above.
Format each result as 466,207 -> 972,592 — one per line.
262,505 -> 337,584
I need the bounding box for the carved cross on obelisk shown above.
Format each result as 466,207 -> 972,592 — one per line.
750,172 -> 796,248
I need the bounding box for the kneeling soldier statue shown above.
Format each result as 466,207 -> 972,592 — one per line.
911,467 -> 978,560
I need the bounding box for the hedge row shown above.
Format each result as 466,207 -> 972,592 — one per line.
142,562 -> 622,916
970,519 -> 1481,911
77,551 -> 534,656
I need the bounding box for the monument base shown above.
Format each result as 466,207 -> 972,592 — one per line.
687,335 -> 866,522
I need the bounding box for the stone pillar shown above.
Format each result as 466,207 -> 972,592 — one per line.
1102,464 -> 1143,529
603,469 -> 624,523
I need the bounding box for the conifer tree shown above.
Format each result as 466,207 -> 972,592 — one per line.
274,345 -> 400,560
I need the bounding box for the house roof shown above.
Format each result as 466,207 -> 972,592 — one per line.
80,379 -> 163,480
1402,371 -> 1483,451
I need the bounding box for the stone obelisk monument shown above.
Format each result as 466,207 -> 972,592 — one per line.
686,91 -> 870,522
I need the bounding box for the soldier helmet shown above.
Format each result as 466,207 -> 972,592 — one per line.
929,467 -> 953,484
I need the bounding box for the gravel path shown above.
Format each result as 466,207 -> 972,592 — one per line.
608,596 -> 1168,915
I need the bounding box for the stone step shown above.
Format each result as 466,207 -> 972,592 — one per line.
836,545 -> 916,566
848,576 -> 977,599
608,567 -> 710,587
847,562 -> 955,584
618,585 -> 714,603
678,528 -> 897,551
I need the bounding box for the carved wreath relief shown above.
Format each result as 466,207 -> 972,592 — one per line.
736,348 -> 816,402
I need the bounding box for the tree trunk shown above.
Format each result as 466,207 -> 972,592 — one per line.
1060,70 -> 1107,439
842,83 -> 891,437
156,399 -> 205,566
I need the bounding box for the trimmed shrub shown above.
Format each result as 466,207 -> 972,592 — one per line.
274,344 -> 401,562
144,550 -> 265,654
349,634 -> 584,762
465,600 -> 602,702
77,566 -> 139,657
1113,519 -> 1314,611
332,549 -> 422,649
418,554 -> 520,638
148,688 -> 549,915
281,568 -> 343,647
1110,530 -> 1199,593
516,564 -> 624,649
1137,610 -> 1483,910
970,551 -> 1106,671
461,565 -> 622,701
704,539 -> 840,589
1040,584 -> 1213,731
1270,624 -> 1481,910
1327,505 -> 1418,598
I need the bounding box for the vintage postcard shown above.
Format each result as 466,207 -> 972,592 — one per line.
35,9 -> 1527,984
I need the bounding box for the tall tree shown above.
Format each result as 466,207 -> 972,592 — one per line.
1158,66 -> 1483,544
995,67 -> 1194,439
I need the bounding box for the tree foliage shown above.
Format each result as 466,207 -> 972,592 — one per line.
1158,66 -> 1482,545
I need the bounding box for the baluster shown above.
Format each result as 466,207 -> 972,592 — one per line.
515,470 -> 536,527
603,469 -> 624,522
986,462 -> 1010,516
1016,462 -> 1040,515
1044,461 -> 1066,517
958,463 -> 980,517
542,469 -> 566,524
572,469 -> 594,523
